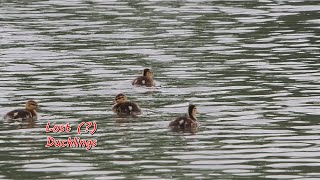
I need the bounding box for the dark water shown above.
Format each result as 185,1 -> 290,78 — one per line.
1,0 -> 320,179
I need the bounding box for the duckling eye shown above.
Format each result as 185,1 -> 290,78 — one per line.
116,96 -> 125,100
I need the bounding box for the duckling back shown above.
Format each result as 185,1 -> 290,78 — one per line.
132,76 -> 155,87
113,101 -> 141,116
169,116 -> 197,129
4,109 -> 36,120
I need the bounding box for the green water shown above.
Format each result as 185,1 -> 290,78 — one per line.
0,0 -> 320,179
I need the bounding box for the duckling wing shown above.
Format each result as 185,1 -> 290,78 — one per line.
127,102 -> 141,115
4,109 -> 32,120
113,104 -> 130,115
170,116 -> 197,129
169,117 -> 186,128
132,76 -> 145,85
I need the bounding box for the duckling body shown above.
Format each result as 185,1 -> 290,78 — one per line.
169,104 -> 199,130
132,76 -> 155,87
113,101 -> 141,116
112,94 -> 141,117
4,100 -> 38,120
132,68 -> 155,87
4,109 -> 37,120
169,115 -> 198,129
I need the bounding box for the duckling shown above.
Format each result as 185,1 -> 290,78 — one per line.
132,68 -> 155,87
169,104 -> 199,130
4,100 -> 38,120
112,93 -> 141,117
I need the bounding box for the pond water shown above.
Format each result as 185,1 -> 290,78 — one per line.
0,0 -> 320,179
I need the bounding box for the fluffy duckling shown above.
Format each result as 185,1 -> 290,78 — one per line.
4,100 -> 38,120
169,104 -> 199,130
112,93 -> 141,117
132,68 -> 155,87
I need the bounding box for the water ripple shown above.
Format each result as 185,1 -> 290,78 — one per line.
0,0 -> 320,179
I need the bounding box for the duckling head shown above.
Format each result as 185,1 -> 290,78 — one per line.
143,68 -> 153,79
25,100 -> 38,111
188,104 -> 199,120
114,93 -> 128,104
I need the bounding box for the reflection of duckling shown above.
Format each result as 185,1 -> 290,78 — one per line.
132,68 -> 155,87
169,104 -> 199,130
112,93 -> 141,117
4,100 -> 38,120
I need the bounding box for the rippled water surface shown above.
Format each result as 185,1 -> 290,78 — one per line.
1,0 -> 320,179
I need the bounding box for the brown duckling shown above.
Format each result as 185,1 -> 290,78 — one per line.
4,100 -> 38,120
112,93 -> 142,117
169,104 -> 199,130
132,68 -> 155,87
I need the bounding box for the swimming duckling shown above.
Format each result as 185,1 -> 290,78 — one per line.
169,104 -> 199,130
112,93 -> 142,117
132,68 -> 155,87
4,100 -> 38,120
